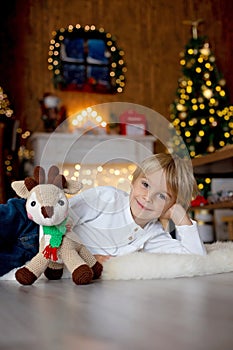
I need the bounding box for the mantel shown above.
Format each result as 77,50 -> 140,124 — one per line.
30,132 -> 156,171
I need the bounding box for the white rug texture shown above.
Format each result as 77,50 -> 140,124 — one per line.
101,241 -> 233,280
1,241 -> 233,281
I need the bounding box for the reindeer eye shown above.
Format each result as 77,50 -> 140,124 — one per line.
58,200 -> 65,206
30,201 -> 36,207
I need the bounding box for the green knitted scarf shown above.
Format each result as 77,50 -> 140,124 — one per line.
43,218 -> 68,248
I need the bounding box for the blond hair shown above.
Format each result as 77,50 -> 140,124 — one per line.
132,153 -> 198,209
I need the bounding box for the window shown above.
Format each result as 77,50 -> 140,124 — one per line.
48,24 -> 126,94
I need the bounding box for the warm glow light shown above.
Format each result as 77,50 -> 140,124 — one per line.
199,130 -> 205,136
190,151 -> 196,157
203,89 -> 213,99
61,163 -> 137,193
69,108 -> 108,132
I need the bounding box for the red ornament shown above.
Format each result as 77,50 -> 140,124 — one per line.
191,195 -> 208,207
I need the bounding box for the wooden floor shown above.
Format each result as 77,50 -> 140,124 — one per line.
1,273 -> 233,350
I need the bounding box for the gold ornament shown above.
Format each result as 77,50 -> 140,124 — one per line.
219,79 -> 226,86
207,144 -> 215,153
203,88 -> 213,99
179,112 -> 187,120
176,103 -> 186,111
200,43 -> 210,56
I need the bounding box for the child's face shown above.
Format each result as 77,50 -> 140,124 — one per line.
129,169 -> 175,227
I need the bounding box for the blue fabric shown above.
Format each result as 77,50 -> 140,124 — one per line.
0,198 -> 39,276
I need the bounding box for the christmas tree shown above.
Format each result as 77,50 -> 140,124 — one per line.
169,20 -> 233,196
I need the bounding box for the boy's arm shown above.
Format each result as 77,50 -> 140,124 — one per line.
160,203 -> 192,226
144,203 -> 206,255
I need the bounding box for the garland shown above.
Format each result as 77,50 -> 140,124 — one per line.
48,24 -> 126,94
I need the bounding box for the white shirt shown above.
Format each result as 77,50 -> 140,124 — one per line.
69,186 -> 206,256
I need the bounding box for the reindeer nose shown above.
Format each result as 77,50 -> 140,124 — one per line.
41,206 -> 54,218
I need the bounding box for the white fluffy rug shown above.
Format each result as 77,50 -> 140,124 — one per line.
102,241 -> 233,280
1,242 -> 233,281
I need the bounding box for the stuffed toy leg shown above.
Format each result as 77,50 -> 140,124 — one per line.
44,237 -> 103,283
15,236 -> 102,285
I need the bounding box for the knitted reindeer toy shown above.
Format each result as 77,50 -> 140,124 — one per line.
11,165 -> 103,285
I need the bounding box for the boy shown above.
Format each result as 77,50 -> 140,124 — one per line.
69,153 -> 206,263
0,153 -> 206,276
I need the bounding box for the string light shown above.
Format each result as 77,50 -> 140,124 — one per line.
169,31 -> 232,198
71,107 -> 107,131
61,162 -> 137,193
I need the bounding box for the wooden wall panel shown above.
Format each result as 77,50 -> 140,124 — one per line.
0,0 -> 232,135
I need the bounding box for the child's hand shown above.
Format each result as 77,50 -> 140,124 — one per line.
160,203 -> 192,226
94,255 -> 112,264
66,223 -> 72,232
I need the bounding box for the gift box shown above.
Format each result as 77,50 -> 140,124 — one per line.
119,110 -> 147,135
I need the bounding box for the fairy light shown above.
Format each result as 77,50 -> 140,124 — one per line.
70,107 -> 107,132
61,163 -> 137,193
199,130 -> 205,137
190,151 -> 196,157
203,89 -> 213,99
198,183 -> 204,190
188,120 -> 194,126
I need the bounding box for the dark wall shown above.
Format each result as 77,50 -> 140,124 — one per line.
0,0 -> 232,134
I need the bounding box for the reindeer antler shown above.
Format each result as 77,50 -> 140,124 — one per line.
24,166 -> 67,191
24,166 -> 46,191
47,165 -> 59,183
47,165 -> 67,189
12,165 -> 82,199
34,166 -> 46,184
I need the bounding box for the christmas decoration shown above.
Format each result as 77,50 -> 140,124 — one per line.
48,24 -> 126,94
0,86 -> 14,119
169,20 -> 233,197
12,165 -> 102,285
191,195 -> 208,207
70,106 -> 107,134
0,86 -> 33,201
39,92 -> 68,132
0,86 -> 19,202
119,110 -> 147,135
